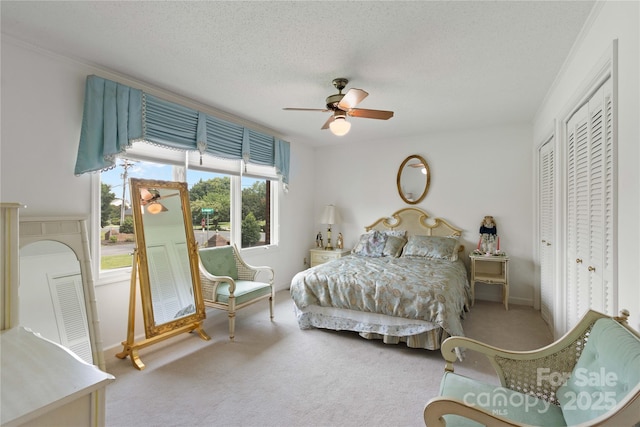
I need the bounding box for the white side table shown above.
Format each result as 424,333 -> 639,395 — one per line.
309,248 -> 351,267
469,253 -> 510,310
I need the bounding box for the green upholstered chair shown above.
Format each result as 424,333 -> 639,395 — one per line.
424,309 -> 640,427
198,245 -> 274,340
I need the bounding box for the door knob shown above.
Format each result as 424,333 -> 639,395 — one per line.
576,258 -> 583,264
588,266 -> 596,272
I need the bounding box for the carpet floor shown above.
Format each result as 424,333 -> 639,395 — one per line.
105,289 -> 552,427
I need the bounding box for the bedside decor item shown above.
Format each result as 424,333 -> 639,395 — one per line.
315,231 -> 323,248
319,204 -> 340,250
398,154 -> 430,204
477,215 -> 500,254
336,232 -> 344,249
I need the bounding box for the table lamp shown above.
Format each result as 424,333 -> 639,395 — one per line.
319,204 -> 340,250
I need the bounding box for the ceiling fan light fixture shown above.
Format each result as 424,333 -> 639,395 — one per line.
329,116 -> 351,136
147,202 -> 167,214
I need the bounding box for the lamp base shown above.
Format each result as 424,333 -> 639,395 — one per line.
325,227 -> 333,250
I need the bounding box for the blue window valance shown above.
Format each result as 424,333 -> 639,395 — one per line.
75,75 -> 290,183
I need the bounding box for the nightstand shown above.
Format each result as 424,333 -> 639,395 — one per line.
309,248 -> 351,267
469,253 -> 510,310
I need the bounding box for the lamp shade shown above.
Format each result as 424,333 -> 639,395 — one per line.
329,117 -> 351,136
320,204 -> 340,224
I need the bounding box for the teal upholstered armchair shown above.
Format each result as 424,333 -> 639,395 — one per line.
424,309 -> 640,426
198,245 -> 274,340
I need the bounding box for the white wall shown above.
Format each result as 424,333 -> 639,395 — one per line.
310,125 -> 535,307
1,38 -> 316,351
533,1 -> 640,330
11,3 -> 635,353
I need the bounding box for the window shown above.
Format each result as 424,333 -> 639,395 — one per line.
98,145 -> 278,275
241,176 -> 271,249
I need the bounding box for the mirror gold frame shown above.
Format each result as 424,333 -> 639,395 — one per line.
397,154 -> 430,204
116,178 -> 209,370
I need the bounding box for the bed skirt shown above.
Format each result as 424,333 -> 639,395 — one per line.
293,304 -> 451,350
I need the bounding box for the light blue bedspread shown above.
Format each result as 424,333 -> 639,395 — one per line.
290,254 -> 470,338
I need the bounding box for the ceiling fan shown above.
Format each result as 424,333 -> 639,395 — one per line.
139,188 -> 179,214
283,78 -> 394,136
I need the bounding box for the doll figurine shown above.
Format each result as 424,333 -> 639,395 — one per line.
316,231 -> 323,248
478,216 -> 498,254
336,232 -> 344,249
479,216 -> 497,236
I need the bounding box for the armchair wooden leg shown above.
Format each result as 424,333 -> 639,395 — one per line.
228,311 -> 235,340
228,296 -> 236,340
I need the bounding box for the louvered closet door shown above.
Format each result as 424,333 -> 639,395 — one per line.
565,77 -> 615,329
538,139 -> 555,326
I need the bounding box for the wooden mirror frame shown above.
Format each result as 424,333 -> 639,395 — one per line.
397,154 -> 430,204
117,178 -> 209,370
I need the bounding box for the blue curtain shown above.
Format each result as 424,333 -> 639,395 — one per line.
75,76 -> 142,174
75,75 -> 290,184
275,139 -> 290,184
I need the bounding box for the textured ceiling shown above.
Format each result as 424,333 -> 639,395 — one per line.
1,1 -> 595,146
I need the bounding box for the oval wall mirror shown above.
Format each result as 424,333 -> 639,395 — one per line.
397,154 -> 430,204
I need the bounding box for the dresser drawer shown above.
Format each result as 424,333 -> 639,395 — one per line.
309,249 -> 350,267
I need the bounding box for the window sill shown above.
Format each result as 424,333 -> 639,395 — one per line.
97,267 -> 132,287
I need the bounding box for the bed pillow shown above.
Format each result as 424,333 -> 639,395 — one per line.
352,230 -> 388,257
382,235 -> 407,257
401,235 -> 459,261
382,229 -> 407,238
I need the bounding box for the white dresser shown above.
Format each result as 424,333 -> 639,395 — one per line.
1,327 -> 114,427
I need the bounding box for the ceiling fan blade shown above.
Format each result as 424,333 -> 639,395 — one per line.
338,88 -> 368,110
158,192 -> 180,200
140,188 -> 156,203
321,115 -> 335,130
283,108 -> 329,112
347,108 -> 394,120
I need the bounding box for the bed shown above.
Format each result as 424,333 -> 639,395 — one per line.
290,207 -> 470,353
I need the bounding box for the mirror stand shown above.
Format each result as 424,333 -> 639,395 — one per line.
116,249 -> 210,370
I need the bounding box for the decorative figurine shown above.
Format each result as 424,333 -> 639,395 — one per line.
477,216 -> 500,254
479,216 -> 497,236
316,231 -> 323,248
336,232 -> 344,249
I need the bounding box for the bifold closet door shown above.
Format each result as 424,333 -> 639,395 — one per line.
538,139 -> 554,327
565,77 -> 615,329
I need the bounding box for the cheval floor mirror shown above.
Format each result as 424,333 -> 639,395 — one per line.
116,179 -> 209,370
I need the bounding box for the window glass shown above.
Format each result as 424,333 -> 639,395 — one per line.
100,159 -> 174,271
99,152 -> 277,274
189,172 -> 232,248
241,176 -> 270,248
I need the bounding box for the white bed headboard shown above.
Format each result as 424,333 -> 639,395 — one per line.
365,207 -> 462,238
